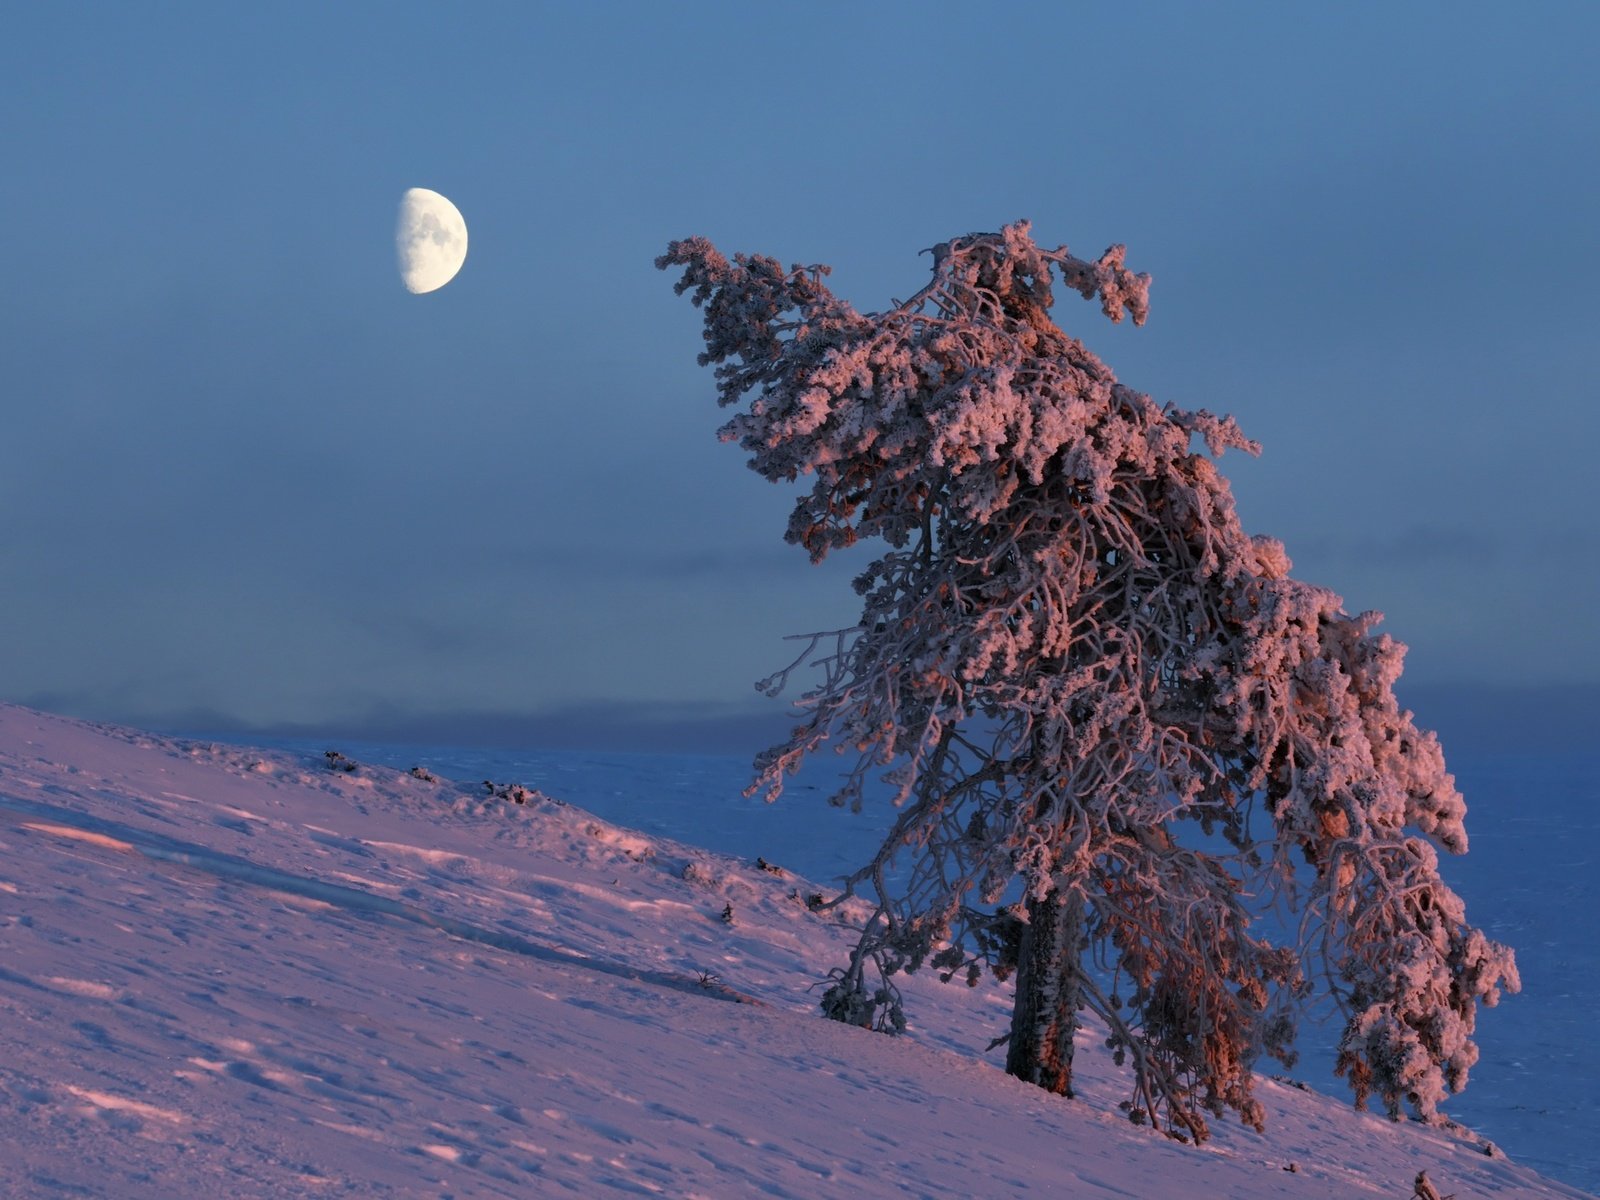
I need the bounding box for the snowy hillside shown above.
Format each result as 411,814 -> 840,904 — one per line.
0,703 -> 1587,1199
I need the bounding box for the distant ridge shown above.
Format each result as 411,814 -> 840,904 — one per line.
18,682 -> 1599,757
1401,682 -> 1600,753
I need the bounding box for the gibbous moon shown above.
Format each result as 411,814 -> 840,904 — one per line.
396,187 -> 468,294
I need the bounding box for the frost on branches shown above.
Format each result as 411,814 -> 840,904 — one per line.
657,222 -> 1518,1143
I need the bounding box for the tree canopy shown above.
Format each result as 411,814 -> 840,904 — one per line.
659,222 -> 1518,1141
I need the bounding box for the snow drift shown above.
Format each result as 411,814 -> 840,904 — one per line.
0,704 -> 1585,1198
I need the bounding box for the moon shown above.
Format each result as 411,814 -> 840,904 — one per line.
396,187 -> 468,294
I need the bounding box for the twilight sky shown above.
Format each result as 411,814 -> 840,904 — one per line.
3,3 -> 1596,752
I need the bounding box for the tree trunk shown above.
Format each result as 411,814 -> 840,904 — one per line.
1005,886 -> 1087,1096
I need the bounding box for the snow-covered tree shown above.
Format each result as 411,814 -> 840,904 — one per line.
657,222 -> 1518,1142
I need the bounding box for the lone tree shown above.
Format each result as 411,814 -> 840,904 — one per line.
658,222 -> 1517,1142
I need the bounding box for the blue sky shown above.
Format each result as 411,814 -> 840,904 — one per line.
3,3 -> 1596,751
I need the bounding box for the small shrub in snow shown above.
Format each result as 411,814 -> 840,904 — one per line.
482,780 -> 542,805
660,222 -> 1518,1142
682,861 -> 715,886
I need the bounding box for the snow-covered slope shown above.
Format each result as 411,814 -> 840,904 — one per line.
0,704 -> 1586,1198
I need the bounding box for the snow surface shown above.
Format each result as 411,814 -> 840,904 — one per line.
0,703 -> 1589,1199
